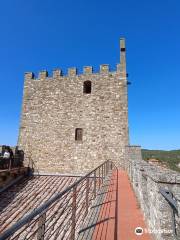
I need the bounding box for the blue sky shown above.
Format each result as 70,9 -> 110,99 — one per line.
0,0 -> 179,150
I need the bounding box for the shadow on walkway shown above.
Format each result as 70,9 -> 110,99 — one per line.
78,170 -> 153,240
78,171 -> 118,240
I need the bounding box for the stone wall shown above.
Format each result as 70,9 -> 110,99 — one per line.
125,146 -> 180,240
18,39 -> 129,174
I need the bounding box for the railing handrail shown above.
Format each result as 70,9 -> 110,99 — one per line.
159,187 -> 179,239
0,157 -> 23,172
0,160 -> 112,240
159,188 -> 178,212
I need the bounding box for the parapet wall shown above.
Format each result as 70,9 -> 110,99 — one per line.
24,63 -> 126,81
125,146 -> 180,240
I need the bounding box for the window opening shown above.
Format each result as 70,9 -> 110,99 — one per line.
75,128 -> 83,141
83,81 -> 91,94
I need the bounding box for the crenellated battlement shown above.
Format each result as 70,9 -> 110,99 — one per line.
24,63 -> 125,81
83,66 -> 93,74
25,72 -> 35,80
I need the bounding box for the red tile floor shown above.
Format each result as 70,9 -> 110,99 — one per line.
92,170 -> 153,240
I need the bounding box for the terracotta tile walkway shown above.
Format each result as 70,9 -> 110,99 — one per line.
92,170 -> 153,240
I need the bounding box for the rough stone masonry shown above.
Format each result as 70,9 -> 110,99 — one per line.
18,39 -> 129,174
125,146 -> 180,240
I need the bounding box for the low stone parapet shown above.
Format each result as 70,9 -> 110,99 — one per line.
0,167 -> 28,191
125,145 -> 180,240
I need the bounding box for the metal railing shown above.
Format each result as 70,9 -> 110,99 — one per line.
0,157 -> 24,171
159,188 -> 179,239
0,160 -> 115,240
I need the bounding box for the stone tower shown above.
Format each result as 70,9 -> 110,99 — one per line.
18,38 -> 129,174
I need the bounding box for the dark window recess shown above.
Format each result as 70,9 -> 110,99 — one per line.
83,81 -> 91,94
75,128 -> 83,141
121,47 -> 126,52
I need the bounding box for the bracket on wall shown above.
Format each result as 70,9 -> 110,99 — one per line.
126,73 -> 131,85
159,187 -> 179,238
159,188 -> 178,212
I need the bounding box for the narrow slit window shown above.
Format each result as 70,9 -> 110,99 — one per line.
83,81 -> 91,94
75,128 -> 83,141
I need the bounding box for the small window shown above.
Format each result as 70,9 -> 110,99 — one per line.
83,81 -> 91,94
75,128 -> 83,141
121,47 -> 126,52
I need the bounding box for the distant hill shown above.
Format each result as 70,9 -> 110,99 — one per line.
142,149 -> 180,172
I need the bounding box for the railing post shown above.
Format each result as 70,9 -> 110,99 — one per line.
102,165 -> 104,183
103,164 -> 105,178
110,161 -> 113,170
71,186 -> 77,240
37,212 -> 46,240
105,161 -> 108,176
98,167 -> 101,189
8,159 -> 12,171
93,171 -> 97,198
85,178 -> 89,216
107,161 -> 109,175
